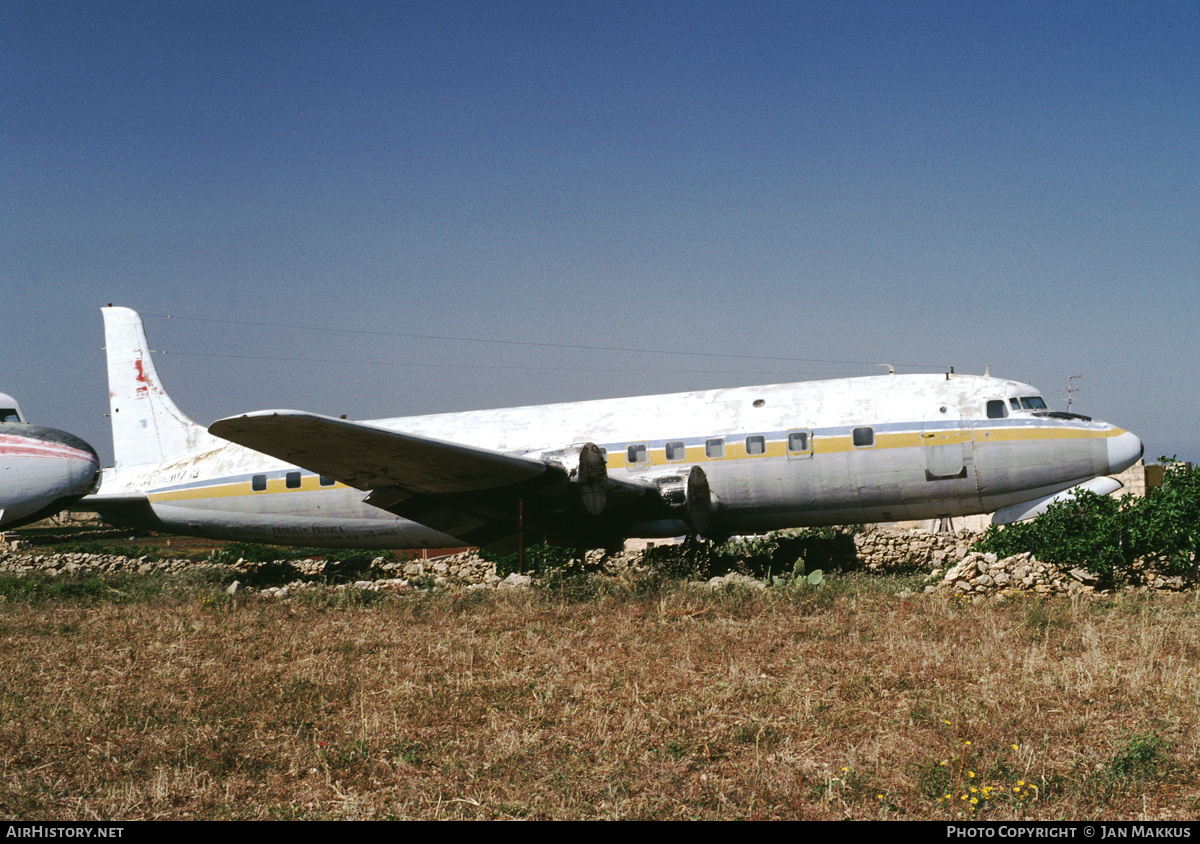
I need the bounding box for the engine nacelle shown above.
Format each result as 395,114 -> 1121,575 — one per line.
539,442 -> 608,516
649,465 -> 716,534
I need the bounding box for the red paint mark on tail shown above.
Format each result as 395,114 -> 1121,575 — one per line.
133,358 -> 149,397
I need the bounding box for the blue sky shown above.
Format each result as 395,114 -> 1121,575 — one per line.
4,1 -> 1198,466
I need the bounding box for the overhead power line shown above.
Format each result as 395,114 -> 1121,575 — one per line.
147,348 -> 868,379
142,313 -> 944,371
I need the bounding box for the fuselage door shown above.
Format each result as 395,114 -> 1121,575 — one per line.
922,404 -> 968,480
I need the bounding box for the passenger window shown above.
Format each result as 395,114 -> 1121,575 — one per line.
319,475 -> 336,487
987,400 -> 1007,419
787,430 -> 810,453
286,471 -> 302,489
251,474 -> 267,492
706,438 -> 725,459
626,443 -> 647,465
665,441 -> 686,461
746,435 -> 766,456
852,427 -> 874,447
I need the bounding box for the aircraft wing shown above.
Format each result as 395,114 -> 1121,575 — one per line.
208,410 -> 549,494
209,410 -> 660,548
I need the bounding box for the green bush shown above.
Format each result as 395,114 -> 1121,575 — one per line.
1134,460 -> 1200,571
974,460 -> 1199,584
480,543 -> 581,578
1105,733 -> 1171,782
205,543 -> 393,567
207,542 -> 300,565
641,528 -> 853,582
974,489 -> 1130,579
642,538 -> 713,580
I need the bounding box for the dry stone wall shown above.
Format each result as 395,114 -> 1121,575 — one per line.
1,525 -> 1194,597
850,526 -> 977,573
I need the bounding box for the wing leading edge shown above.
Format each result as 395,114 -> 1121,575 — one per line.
209,411 -> 549,494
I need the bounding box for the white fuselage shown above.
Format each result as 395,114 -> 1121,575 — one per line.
93,373 -> 1142,548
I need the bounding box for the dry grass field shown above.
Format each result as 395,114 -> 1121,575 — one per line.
1,569 -> 1198,820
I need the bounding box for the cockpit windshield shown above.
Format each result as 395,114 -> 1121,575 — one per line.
1019,396 -> 1048,410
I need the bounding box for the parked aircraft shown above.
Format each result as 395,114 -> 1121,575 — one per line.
0,393 -> 99,528
82,306 -> 1143,550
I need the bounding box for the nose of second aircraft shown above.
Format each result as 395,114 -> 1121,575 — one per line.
1106,430 -> 1144,476
66,448 -> 100,495
39,428 -> 100,497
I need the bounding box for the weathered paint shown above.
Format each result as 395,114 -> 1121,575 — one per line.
83,307 -> 1143,548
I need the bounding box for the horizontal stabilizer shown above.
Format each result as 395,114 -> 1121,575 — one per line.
209,410 -> 549,495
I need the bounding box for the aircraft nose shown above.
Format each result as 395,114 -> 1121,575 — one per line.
1106,430 -> 1143,476
57,438 -> 100,496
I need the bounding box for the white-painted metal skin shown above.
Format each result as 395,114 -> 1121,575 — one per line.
0,392 -> 100,528
82,307 -> 1143,550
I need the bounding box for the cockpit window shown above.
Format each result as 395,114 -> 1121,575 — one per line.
986,400 -> 1008,419
1020,396 -> 1048,410
0,409 -> 20,423
1009,398 -> 1020,411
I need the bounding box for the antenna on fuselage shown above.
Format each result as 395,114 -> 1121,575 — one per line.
876,363 -> 895,375
1054,375 -> 1083,410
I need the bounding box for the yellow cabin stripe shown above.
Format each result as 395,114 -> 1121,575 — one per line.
149,475 -> 347,503
609,425 -> 1124,469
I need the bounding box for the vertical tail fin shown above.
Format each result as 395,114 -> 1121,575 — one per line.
102,306 -> 212,467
